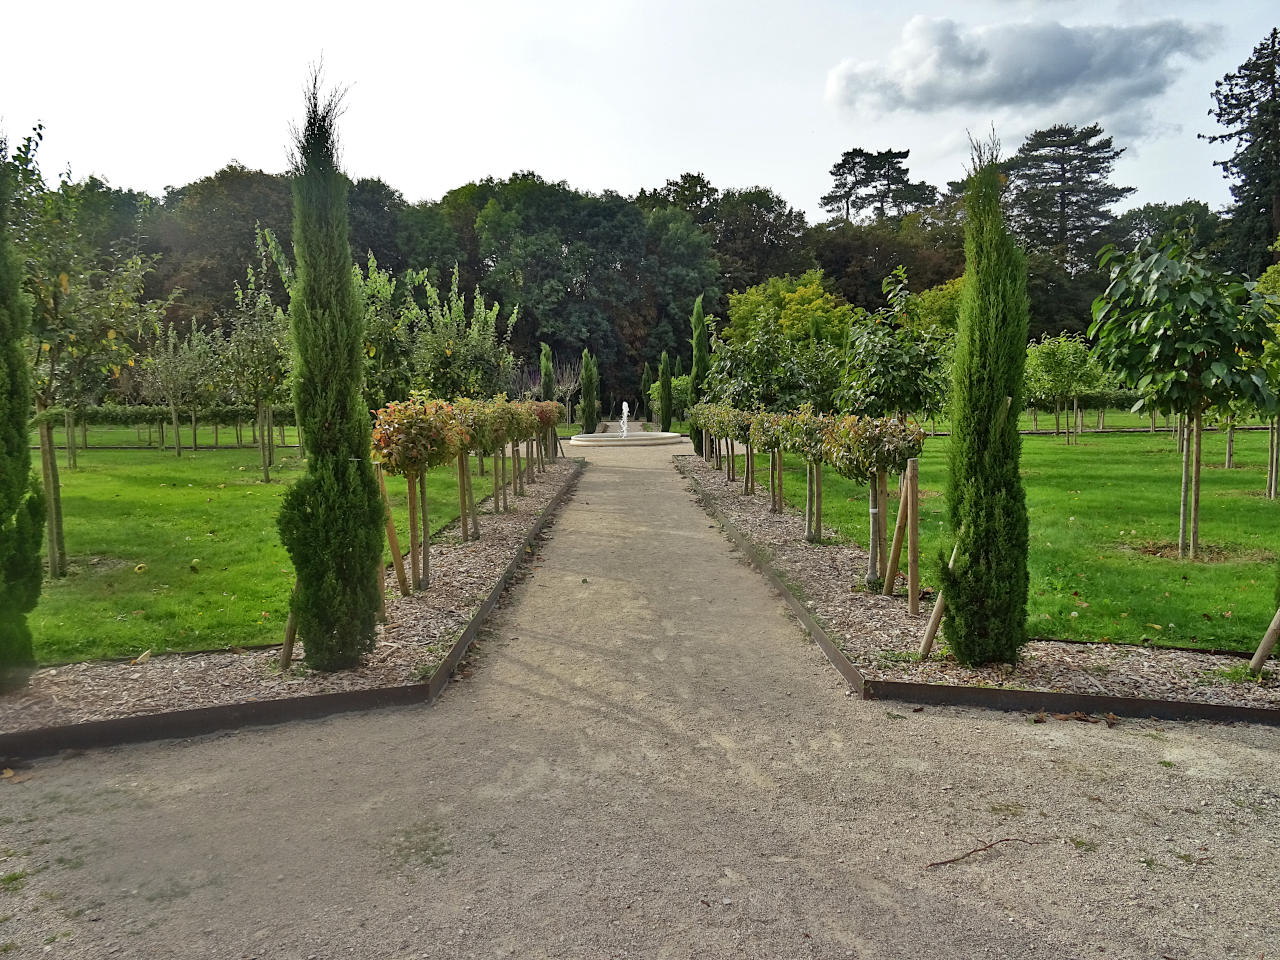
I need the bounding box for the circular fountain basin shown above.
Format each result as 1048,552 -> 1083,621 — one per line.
568,431 -> 684,447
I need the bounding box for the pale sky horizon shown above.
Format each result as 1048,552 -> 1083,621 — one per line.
3,1 -> 1275,221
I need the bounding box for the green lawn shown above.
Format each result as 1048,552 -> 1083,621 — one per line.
734,428 -> 1278,654
29,447 -> 487,664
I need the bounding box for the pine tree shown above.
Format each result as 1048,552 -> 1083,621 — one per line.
689,294 -> 710,454
276,76 -> 385,672
639,362 -> 653,421
1206,28 -> 1280,276
580,348 -> 599,434
1005,123 -> 1134,271
0,148 -> 44,689
539,341 -> 554,401
940,145 -> 1031,666
658,350 -> 673,432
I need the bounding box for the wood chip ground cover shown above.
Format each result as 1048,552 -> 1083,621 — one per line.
677,456 -> 1280,712
0,460 -> 580,736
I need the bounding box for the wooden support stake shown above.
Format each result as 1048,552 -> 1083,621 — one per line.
1249,606 -> 1280,675
906,458 -> 920,616
376,465 -> 410,598
919,538 -> 961,659
278,580 -> 300,670
883,473 -> 908,596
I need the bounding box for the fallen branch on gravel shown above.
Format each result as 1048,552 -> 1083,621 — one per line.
926,837 -> 1041,868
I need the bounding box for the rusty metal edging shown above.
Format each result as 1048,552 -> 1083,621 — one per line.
675,460 -> 1280,728
0,460 -> 586,761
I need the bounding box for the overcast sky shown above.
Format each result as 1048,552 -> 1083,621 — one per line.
2,0 -> 1275,221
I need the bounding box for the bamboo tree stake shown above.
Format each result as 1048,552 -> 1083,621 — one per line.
883,474 -> 909,597
279,580 -> 300,670
906,458 -> 920,616
1249,606 -> 1280,675
376,466 -> 410,598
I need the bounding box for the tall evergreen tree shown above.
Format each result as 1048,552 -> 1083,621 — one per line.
820,147 -> 938,222
539,341 -> 554,401
1005,123 -> 1134,271
1,146 -> 45,689
276,76 -> 385,672
658,350 -> 673,432
639,362 -> 653,421
940,144 -> 1031,666
689,294 -> 710,454
580,348 -> 599,434
1206,27 -> 1280,276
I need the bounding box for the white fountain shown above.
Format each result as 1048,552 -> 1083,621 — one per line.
568,398 -> 683,447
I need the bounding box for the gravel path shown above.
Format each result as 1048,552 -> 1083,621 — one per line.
1,438 -> 1277,959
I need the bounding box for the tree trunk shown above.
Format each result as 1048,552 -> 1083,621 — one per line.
267,406 -> 276,467
1032,409 -> 1038,431
420,472 -> 430,588
213,421 -> 219,448
158,419 -> 165,450
478,454 -> 486,477
1190,408 -> 1203,561
170,403 -> 182,458
458,453 -> 470,542
805,462 -> 814,540
64,410 -> 76,469
191,411 -> 199,451
1054,403 -> 1061,437
81,419 -> 88,450
407,473 -> 422,590
37,414 -> 67,579
906,458 -> 920,616
466,457 -> 481,539
1270,418 -> 1278,500
883,474 -> 908,596
876,470 -> 889,579
1178,412 -> 1191,559
865,481 -> 880,588
258,405 -> 271,483
814,462 -> 823,543
1225,416 -> 1235,468
775,450 -> 784,511
500,447 -> 509,511
1150,409 -> 1156,433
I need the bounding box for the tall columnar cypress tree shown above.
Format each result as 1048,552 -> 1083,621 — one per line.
0,155 -> 45,689
580,348 -> 599,434
539,341 -> 555,401
689,294 -> 710,454
639,362 -> 653,421
658,350 -> 673,432
276,77 -> 385,672
939,149 -> 1031,666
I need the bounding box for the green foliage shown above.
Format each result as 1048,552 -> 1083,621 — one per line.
539,342 -> 554,402
354,251 -> 410,410
371,396 -> 461,477
941,153 -> 1031,666
580,348 -> 599,434
839,268 -> 950,419
779,403 -> 829,464
0,147 -> 43,687
658,350 -> 673,432
914,276 -> 964,332
690,294 -> 710,452
1004,123 -> 1134,271
648,374 -> 690,424
276,77 -> 385,672
820,146 -> 937,222
824,415 -> 924,481
705,317 -> 842,414
639,362 -> 653,420
1207,28 -> 1280,277
1024,334 -> 1103,415
409,265 -> 516,400
1090,234 -> 1277,418
722,269 -> 854,344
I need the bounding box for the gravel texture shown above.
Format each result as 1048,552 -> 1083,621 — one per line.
0,459 -> 580,736
677,454 -> 1280,712
0,442 -> 1276,959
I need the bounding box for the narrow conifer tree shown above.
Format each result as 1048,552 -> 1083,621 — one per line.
581,348 -> 599,434
658,350 -> 673,432
689,294 -> 710,454
639,362 -> 653,421
1,152 -> 44,689
276,76 -> 385,671
939,143 -> 1031,666
539,342 -> 554,401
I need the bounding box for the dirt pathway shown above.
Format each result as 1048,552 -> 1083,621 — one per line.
2,441 -> 1278,959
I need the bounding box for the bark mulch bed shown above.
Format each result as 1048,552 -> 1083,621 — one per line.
676,455 -> 1280,714
0,459 -> 582,737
